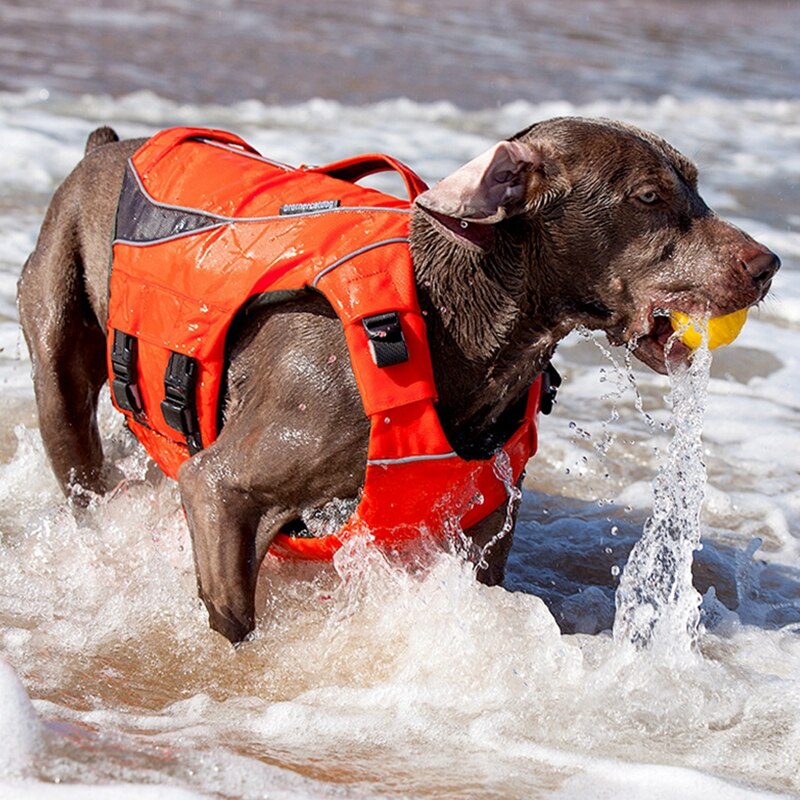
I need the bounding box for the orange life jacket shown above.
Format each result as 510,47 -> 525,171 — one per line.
107,127 -> 544,560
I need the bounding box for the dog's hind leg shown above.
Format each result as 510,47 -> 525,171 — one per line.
17,189 -> 110,500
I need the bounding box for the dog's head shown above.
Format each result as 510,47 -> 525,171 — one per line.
415,117 -> 779,374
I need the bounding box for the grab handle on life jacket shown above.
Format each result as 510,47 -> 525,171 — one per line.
310,154 -> 429,201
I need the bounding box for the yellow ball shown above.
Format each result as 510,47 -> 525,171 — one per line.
670,308 -> 749,350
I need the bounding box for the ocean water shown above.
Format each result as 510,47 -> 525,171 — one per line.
1,2 -> 800,799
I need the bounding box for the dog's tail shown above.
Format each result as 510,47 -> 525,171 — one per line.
85,126 -> 120,155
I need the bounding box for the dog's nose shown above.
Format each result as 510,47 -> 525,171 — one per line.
742,246 -> 781,287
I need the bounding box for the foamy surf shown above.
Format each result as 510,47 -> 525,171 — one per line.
1,409 -> 799,799
1,89 -> 800,798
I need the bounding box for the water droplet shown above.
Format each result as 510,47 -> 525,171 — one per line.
328,355 -> 337,364
298,403 -> 307,412
604,546 -> 612,554
611,565 -> 620,577
610,525 -> 619,536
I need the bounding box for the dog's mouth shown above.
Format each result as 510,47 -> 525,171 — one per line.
625,298 -> 759,373
606,303 -> 708,375
627,311 -> 692,374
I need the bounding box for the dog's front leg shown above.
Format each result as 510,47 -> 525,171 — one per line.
468,508 -> 516,586
178,450 -> 291,644
466,477 -> 523,586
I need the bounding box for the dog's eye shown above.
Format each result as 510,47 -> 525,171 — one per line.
636,190 -> 661,205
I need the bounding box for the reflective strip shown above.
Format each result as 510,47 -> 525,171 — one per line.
367,451 -> 457,467
311,238 -> 409,288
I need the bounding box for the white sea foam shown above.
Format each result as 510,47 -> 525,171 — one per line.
0,90 -> 799,799
0,657 -> 43,778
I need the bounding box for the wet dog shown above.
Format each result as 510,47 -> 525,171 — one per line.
18,118 -> 779,642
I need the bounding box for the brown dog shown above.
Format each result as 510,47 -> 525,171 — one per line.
17,118 -> 779,643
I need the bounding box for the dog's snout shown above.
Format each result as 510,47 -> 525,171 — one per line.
742,247 -> 780,287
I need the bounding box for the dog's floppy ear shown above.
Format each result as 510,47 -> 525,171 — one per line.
415,140 -> 541,226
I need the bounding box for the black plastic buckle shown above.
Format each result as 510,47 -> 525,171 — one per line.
539,363 -> 562,415
362,311 -> 409,368
110,329 -> 143,416
160,352 -> 203,454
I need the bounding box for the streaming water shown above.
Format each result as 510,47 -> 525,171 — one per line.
614,334 -> 713,657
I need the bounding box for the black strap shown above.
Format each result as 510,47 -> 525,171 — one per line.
362,312 -> 409,368
160,352 -> 203,454
539,363 -> 562,415
110,329 -> 143,417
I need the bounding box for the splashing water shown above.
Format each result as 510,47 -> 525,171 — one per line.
447,448 -> 522,573
613,332 -> 713,657
476,448 -> 522,570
